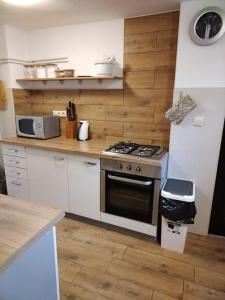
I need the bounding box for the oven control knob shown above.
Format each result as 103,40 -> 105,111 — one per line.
136,166 -> 141,172
119,163 -> 123,169
127,165 -> 132,171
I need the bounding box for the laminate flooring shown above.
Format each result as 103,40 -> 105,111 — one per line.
56,217 -> 225,300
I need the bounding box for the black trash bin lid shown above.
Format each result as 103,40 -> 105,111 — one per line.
161,178 -> 195,202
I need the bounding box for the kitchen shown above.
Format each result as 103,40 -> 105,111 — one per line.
0,0 -> 225,299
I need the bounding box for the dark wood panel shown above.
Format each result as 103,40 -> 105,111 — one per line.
125,11 -> 179,35
124,71 -> 154,89
124,52 -> 177,71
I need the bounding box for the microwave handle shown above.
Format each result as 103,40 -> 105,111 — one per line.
33,119 -> 37,134
108,174 -> 152,186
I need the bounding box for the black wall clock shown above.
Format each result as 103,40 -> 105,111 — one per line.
190,6 -> 225,45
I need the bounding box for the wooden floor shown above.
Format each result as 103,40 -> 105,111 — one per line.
56,217 -> 225,300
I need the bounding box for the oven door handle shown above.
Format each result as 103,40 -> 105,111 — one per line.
108,174 -> 152,186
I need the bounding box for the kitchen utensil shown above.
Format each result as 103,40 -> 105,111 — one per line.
23,64 -> 36,79
95,55 -> 116,76
55,69 -> 65,78
63,69 -> 74,77
35,64 -> 46,78
46,64 -> 57,78
71,102 -> 75,121
77,120 -> 89,141
66,101 -> 76,121
65,119 -> 77,139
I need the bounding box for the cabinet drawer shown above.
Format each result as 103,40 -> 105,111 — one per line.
6,176 -> 30,201
2,144 -> 26,158
75,156 -> 100,169
3,155 -> 27,169
5,166 -> 28,180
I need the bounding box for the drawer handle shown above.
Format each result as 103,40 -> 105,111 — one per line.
85,161 -> 97,166
10,170 -> 20,175
8,149 -> 18,153
11,181 -> 21,186
54,157 -> 65,161
9,160 -> 19,164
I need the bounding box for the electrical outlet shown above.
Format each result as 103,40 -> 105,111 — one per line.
192,116 -> 204,127
53,110 -> 67,117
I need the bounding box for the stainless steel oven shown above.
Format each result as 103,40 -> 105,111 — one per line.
100,158 -> 162,226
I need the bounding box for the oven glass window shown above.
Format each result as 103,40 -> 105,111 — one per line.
105,171 -> 154,224
18,119 -> 34,135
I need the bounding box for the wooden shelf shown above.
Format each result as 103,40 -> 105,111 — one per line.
16,76 -> 123,90
17,76 -> 122,83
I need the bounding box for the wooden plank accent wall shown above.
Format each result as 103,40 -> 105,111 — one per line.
13,11 -> 179,147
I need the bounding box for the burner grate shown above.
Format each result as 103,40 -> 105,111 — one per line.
131,145 -> 160,157
104,142 -> 164,159
106,142 -> 138,154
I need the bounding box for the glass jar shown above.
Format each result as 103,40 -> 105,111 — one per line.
36,64 -> 46,78
46,64 -> 57,78
23,64 -> 36,79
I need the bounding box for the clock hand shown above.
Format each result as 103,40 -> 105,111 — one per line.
205,23 -> 211,39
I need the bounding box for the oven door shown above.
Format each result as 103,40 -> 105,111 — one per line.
16,116 -> 43,138
104,171 -> 154,224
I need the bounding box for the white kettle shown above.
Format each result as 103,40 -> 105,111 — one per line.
77,120 -> 89,141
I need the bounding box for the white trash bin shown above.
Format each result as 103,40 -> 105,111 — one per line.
161,216 -> 188,253
160,178 -> 196,253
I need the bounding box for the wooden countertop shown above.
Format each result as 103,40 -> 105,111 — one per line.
0,195 -> 64,273
0,136 -> 167,167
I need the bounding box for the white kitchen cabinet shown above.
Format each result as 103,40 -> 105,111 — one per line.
27,148 -> 69,211
2,144 -> 30,201
68,155 -> 100,220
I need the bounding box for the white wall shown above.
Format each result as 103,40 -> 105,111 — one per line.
175,0 -> 225,88
0,19 -> 124,140
169,88 -> 225,235
0,25 -> 8,59
169,0 -> 225,235
4,25 -> 29,61
27,19 -> 124,76
0,25 -> 28,141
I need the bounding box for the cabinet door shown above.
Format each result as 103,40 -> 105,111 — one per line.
68,155 -> 100,220
27,148 -> 69,211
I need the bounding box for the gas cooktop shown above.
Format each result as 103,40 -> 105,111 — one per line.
103,142 -> 166,159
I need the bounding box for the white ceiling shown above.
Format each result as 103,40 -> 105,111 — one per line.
0,0 -> 180,30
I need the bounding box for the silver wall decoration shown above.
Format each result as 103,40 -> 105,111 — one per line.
165,92 -> 197,125
190,6 -> 225,46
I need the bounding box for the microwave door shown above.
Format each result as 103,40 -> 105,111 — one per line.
18,119 -> 35,137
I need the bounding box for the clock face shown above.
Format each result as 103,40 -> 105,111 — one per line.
190,7 -> 225,45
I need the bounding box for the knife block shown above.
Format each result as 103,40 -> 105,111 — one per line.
65,120 -> 77,139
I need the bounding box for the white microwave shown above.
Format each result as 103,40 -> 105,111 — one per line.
16,115 -> 60,139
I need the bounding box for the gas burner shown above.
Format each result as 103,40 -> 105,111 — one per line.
138,145 -> 159,152
132,145 -> 160,157
104,142 -> 166,160
107,142 -> 138,154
